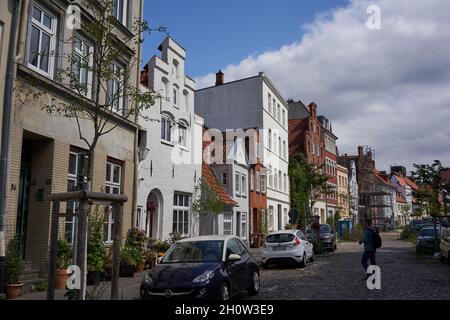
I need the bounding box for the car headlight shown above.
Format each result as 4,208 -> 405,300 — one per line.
193,270 -> 215,284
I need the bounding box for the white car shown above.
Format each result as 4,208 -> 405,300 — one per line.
261,230 -> 314,269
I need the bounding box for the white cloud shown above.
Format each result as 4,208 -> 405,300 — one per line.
195,0 -> 450,172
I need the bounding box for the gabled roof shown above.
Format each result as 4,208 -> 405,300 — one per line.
374,170 -> 393,187
392,173 -> 418,190
201,163 -> 237,206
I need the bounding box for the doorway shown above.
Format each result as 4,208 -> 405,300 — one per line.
16,139 -> 32,258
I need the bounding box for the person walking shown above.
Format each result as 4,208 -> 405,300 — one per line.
359,218 -> 377,280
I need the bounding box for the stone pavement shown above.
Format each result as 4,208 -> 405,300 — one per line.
245,232 -> 450,300
15,233 -> 450,300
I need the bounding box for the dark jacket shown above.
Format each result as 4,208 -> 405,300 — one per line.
362,227 -> 376,252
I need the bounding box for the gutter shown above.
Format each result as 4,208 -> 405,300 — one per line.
0,0 -> 22,297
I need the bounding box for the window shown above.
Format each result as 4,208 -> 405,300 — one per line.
269,165 -> 273,188
105,161 -> 122,243
283,141 -> 286,159
221,172 -> 228,185
113,0 -> 128,26
136,206 -> 142,229
172,86 -> 178,107
268,93 -> 272,114
261,174 -> 267,194
279,170 -> 282,190
277,104 -> 281,122
160,116 -> 172,142
108,63 -> 125,112
173,193 -> 190,236
283,173 -> 287,193
223,212 -> 233,235
28,3 -> 57,77
73,35 -> 93,98
65,150 -> 88,243
272,99 -> 276,116
256,171 -> 261,193
274,169 -> 278,190
268,129 -> 272,150
241,174 -> 247,197
183,91 -> 189,112
235,172 -> 241,196
250,170 -> 254,191
283,208 -> 288,227
268,206 -> 274,230
278,137 -> 281,156
241,213 -> 247,239
172,59 -> 179,78
282,109 -> 286,127
178,124 -> 187,147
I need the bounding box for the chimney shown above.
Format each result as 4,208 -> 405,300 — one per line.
358,146 -> 363,157
215,70 -> 224,86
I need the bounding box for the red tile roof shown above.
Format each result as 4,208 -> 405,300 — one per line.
374,170 -> 392,186
393,173 -> 418,190
201,163 -> 237,206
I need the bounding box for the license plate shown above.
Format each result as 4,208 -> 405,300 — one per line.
273,246 -> 287,251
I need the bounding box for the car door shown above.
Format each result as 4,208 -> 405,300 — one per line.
236,239 -> 253,289
225,238 -> 247,293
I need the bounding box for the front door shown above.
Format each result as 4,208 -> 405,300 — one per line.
16,141 -> 32,258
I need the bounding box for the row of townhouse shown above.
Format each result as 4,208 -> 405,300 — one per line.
0,0 -> 144,280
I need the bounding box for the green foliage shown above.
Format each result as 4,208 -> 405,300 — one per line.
155,241 -> 171,254
87,206 -> 107,272
64,288 -> 77,300
400,228 -> 417,242
341,226 -> 364,242
192,178 -> 225,217
120,246 -> 141,267
5,236 -> 25,284
289,153 -> 332,230
168,233 -> 182,244
32,280 -> 48,293
56,239 -> 72,270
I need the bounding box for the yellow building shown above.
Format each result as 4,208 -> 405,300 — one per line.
337,164 -> 350,219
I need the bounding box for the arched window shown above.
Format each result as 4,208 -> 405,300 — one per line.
172,59 -> 180,78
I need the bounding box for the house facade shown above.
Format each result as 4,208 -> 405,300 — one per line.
374,170 -> 398,227
196,72 -> 290,233
137,37 -> 203,240
288,100 -> 327,222
3,0 -> 142,273
390,167 -> 419,219
319,116 -> 339,221
337,164 -> 350,219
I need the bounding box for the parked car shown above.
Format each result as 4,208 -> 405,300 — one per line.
440,228 -> 450,265
261,230 -> 314,269
140,235 -> 260,300
416,226 -> 443,253
306,224 -> 337,252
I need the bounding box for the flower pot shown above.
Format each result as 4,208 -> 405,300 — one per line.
119,264 -> 135,278
135,262 -> 145,273
55,269 -> 69,289
5,283 -> 23,299
87,271 -> 102,286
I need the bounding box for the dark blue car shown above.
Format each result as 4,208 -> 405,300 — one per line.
140,235 -> 260,300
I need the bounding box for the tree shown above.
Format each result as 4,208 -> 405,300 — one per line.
411,160 -> 450,252
288,153 -> 332,231
41,0 -> 159,185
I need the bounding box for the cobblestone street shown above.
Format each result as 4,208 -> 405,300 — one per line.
246,232 -> 450,300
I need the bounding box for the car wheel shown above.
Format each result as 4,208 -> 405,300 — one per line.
299,253 -> 306,268
247,270 -> 260,296
219,282 -> 231,300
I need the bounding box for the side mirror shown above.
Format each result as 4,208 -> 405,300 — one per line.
227,254 -> 241,262
157,257 -> 163,264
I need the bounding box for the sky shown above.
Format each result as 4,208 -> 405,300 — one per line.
143,0 -> 450,173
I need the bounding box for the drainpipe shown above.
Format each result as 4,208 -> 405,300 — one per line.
0,0 -> 22,297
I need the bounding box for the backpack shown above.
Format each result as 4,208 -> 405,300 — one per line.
372,229 -> 382,249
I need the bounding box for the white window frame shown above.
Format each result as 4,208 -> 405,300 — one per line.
241,213 -> 247,239
256,171 -> 261,193
178,124 -> 188,147
223,212 -> 233,235
250,170 -> 254,191
73,34 -> 93,98
235,172 -> 241,196
27,3 -> 57,78
241,174 -> 247,197
113,0 -> 128,26
278,137 -> 281,156
268,93 -> 272,114
160,116 -> 172,143
283,141 -> 286,159
105,161 -> 122,243
282,109 -> 286,127
261,174 -> 267,194
279,170 -> 282,191
173,193 -> 190,237
283,173 -> 287,193
109,62 -> 125,113
277,104 -> 281,122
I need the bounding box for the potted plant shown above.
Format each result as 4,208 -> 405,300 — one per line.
119,246 -> 140,277
125,228 -> 147,272
56,239 -> 72,289
87,206 -> 107,285
4,237 -> 25,299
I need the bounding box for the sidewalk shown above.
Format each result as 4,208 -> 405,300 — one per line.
16,272 -> 145,300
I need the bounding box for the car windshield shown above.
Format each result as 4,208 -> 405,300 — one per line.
162,240 -> 224,263
420,228 -> 437,237
320,225 -> 331,233
266,233 -> 295,243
